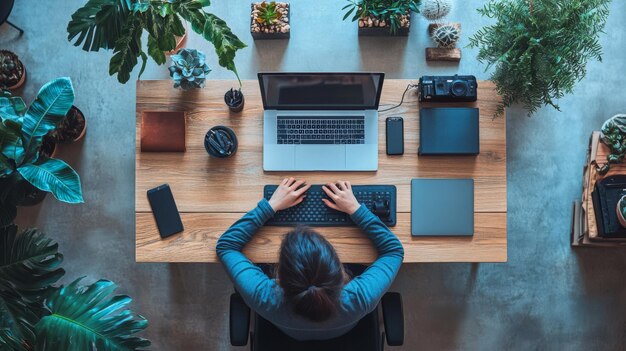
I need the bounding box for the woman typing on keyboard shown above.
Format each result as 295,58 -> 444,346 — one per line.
216,177 -> 404,341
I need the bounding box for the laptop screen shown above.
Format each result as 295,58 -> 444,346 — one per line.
258,73 -> 384,110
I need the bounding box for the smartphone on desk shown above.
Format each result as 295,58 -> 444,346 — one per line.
386,117 -> 404,155
147,184 -> 184,238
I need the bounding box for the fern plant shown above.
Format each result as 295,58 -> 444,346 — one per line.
468,0 -> 611,117
67,0 -> 246,84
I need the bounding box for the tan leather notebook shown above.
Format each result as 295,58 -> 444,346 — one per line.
140,111 -> 186,152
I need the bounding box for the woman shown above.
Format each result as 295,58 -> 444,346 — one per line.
216,177 -> 404,341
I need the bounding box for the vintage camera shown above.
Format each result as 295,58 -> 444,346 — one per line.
418,75 -> 477,102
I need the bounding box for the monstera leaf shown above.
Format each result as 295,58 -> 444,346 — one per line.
66,0 -> 133,52
35,278 -> 150,351
17,157 -> 84,204
67,0 -> 245,83
0,225 -> 65,346
21,78 -> 74,161
0,328 -> 28,351
0,225 -> 65,297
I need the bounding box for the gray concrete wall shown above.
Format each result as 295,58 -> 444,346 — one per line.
4,0 -> 626,349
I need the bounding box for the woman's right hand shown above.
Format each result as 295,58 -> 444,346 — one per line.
322,181 -> 360,215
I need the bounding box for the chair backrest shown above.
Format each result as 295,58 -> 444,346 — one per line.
252,309 -> 381,351
0,0 -> 15,25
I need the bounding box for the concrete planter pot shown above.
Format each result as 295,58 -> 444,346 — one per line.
251,2 -> 291,40
357,14 -> 410,36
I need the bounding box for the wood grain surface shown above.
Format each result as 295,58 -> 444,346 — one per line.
136,79 -> 507,263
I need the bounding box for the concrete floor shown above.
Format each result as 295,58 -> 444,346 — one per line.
4,0 -> 626,350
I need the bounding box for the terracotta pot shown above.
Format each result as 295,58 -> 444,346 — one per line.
166,23 -> 188,56
72,106 -> 87,142
7,65 -> 26,90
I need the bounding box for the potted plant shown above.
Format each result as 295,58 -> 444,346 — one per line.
342,0 -> 421,36
0,224 -> 150,350
596,116 -> 626,175
168,48 -> 211,90
0,77 -> 83,227
67,0 -> 246,84
468,0 -> 611,117
48,106 -> 87,144
225,88 -> 245,112
251,1 -> 291,39
0,50 -> 26,90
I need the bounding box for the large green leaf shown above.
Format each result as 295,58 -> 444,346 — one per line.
22,78 -> 75,160
0,119 -> 25,166
0,328 -> 28,351
0,225 -> 64,346
0,96 -> 26,122
177,2 -> 246,83
0,286 -> 39,346
67,0 -> 132,52
35,278 -> 150,351
17,157 -> 83,204
0,225 -> 65,299
109,16 -> 145,83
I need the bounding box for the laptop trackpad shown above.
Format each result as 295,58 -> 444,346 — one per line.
295,145 -> 346,170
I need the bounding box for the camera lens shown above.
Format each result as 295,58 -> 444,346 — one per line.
451,80 -> 468,96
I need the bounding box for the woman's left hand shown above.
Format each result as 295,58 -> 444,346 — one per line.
268,177 -> 311,212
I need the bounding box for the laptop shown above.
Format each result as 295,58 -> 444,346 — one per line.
259,72 -> 384,171
411,178 -> 474,236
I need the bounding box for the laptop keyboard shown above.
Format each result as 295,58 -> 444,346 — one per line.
277,116 -> 365,145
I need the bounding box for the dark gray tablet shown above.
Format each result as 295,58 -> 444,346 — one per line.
419,108 -> 479,155
411,179 -> 474,236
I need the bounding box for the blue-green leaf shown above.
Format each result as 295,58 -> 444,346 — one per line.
17,157 -> 83,204
22,78 -> 75,159
35,278 -> 150,351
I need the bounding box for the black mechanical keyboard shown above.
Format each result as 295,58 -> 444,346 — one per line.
276,116 -> 365,145
264,184 -> 396,227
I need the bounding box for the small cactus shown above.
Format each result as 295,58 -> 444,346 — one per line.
421,0 -> 452,21
168,48 -> 211,90
432,24 -> 460,48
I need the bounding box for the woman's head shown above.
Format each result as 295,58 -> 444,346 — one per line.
278,226 -> 345,322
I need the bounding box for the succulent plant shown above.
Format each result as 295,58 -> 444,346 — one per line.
432,24 -> 460,48
421,0 -> 452,21
256,1 -> 284,26
0,50 -> 24,88
168,48 -> 211,90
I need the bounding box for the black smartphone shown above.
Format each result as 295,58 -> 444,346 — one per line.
386,117 -> 404,155
147,184 -> 184,238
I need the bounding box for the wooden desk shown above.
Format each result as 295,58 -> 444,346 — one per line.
136,79 -> 507,263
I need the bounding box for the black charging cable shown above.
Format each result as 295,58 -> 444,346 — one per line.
378,83 -> 420,112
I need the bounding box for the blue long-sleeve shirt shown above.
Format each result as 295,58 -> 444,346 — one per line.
216,199 -> 404,341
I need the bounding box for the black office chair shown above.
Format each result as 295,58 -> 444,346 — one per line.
230,292 -> 404,351
0,0 -> 23,35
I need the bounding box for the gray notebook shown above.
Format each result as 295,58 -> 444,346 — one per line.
411,179 -> 474,236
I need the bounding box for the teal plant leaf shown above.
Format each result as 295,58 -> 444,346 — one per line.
17,157 -> 84,204
35,278 -> 150,351
21,78 -> 75,160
